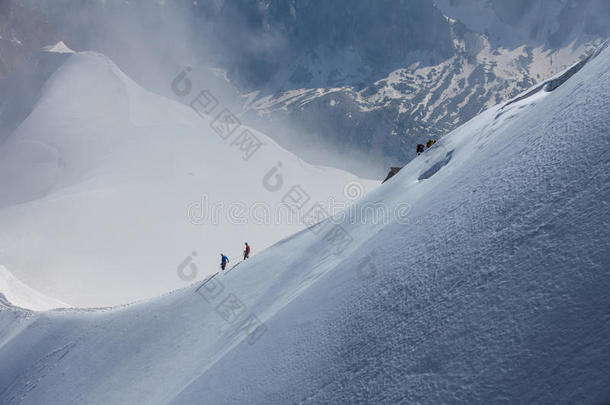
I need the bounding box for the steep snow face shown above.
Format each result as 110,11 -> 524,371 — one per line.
0,43 -> 608,405
0,51 -> 377,308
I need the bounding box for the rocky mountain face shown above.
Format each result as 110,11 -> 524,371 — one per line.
209,0 -> 455,90
223,0 -> 609,176
5,0 -> 610,177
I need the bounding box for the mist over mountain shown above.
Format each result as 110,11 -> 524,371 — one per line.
0,34 -> 608,405
0,0 -> 60,77
227,0 -> 609,176
7,0 -> 608,176
1,2 -> 609,403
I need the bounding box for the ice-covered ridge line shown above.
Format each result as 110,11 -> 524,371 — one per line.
500,43 -> 605,111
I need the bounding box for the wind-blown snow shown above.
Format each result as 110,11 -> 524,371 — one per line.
0,51 -> 377,307
0,44 -> 608,404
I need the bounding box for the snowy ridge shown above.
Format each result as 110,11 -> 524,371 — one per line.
0,50 -> 378,308
0,48 -> 71,140
0,266 -> 69,311
0,42 -> 608,404
500,44 -> 603,111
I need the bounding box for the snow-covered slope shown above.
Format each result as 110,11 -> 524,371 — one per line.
0,41 -> 608,405
0,44 -> 71,140
0,51 -> 377,308
0,266 -> 69,311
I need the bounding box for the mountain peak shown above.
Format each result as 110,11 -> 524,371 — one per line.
42,41 -> 74,54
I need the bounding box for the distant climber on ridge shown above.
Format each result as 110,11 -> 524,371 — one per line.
416,144 -> 425,155
426,139 -> 436,148
243,243 -> 250,260
220,254 -> 229,270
